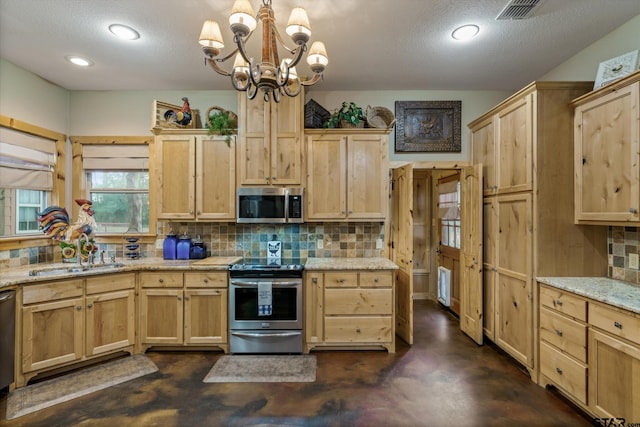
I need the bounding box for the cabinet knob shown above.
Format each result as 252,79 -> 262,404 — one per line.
348,210 -> 353,214
184,296 -> 190,301
76,306 -> 82,311
338,279 -> 345,283
630,208 -> 638,214
159,278 -> 164,283
204,278 -> 209,283
556,367 -> 563,375
614,321 -> 623,329
197,211 -> 201,215
87,303 -> 93,309
374,278 -> 379,283
356,328 -> 361,333
189,210 -> 194,214
272,176 -> 276,180
177,296 -> 182,301
555,329 -> 563,337
554,299 -> 563,306
312,277 -> 317,284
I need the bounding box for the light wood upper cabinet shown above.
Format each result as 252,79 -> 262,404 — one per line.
155,131 -> 236,221
573,72 -> 640,225
306,129 -> 389,221
237,93 -> 303,186
471,115 -> 497,195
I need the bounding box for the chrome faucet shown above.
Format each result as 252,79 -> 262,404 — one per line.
77,233 -> 89,266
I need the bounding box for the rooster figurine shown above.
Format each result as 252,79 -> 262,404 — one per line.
162,97 -> 192,126
37,199 -> 98,260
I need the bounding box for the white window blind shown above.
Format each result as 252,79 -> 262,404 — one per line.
82,145 -> 149,170
438,180 -> 460,220
0,127 -> 56,190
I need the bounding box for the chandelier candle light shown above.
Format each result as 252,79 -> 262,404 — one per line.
199,0 -> 328,102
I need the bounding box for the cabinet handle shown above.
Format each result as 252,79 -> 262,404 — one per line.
204,278 -> 209,283
631,208 -> 638,214
556,367 -> 563,375
272,176 -> 276,180
87,303 -> 93,309
159,278 -> 164,283
189,210 -> 193,214
554,299 -> 563,306
356,328 -> 361,333
177,296 -> 182,301
76,306 -> 82,311
614,321 -> 623,329
184,296 -> 190,301
555,329 -> 563,337
312,277 -> 317,284
197,211 -> 201,215
374,278 -> 379,283
338,279 -> 345,283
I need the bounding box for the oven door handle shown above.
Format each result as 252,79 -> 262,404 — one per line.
231,331 -> 302,338
230,280 -> 301,287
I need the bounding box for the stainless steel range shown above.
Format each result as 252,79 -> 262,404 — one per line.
228,258 -> 304,354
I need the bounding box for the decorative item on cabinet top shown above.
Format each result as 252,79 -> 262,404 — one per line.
593,50 -> 639,90
206,106 -> 237,145
365,106 -> 396,130
324,102 -> 365,128
152,99 -> 200,130
304,99 -> 330,129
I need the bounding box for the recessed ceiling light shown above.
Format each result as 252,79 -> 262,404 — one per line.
109,24 -> 140,40
452,24 -> 480,41
66,56 -> 94,67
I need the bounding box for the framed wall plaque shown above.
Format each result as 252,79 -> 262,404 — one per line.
395,100 -> 461,152
593,50 -> 639,90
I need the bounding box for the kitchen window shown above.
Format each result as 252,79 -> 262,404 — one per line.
0,124 -> 62,238
81,143 -> 150,234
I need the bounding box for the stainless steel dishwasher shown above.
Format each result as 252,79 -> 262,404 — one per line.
0,290 -> 16,390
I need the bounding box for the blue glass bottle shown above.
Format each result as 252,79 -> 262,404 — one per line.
176,233 -> 191,260
163,232 -> 177,260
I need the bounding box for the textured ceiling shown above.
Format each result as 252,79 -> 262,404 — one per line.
1,0 -> 639,92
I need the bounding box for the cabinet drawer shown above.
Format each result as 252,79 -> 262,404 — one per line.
324,272 -> 358,288
540,285 -> 587,321
359,272 -> 392,288
324,316 -> 392,343
184,272 -> 227,288
140,272 -> 183,288
23,279 -> 84,305
86,273 -> 135,294
540,341 -> 587,405
540,307 -> 587,363
589,302 -> 640,346
325,289 -> 392,315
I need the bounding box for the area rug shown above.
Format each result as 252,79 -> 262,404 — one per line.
6,354 -> 158,420
203,355 -> 316,383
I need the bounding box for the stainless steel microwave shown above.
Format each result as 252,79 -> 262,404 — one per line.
236,187 -> 304,223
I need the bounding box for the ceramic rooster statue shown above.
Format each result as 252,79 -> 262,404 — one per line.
163,97 -> 192,126
37,199 -> 97,241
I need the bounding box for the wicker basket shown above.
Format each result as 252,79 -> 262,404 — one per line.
339,119 -> 365,128
304,99 -> 331,128
206,106 -> 238,128
366,106 -> 396,129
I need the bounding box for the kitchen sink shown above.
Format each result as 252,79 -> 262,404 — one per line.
29,263 -> 126,276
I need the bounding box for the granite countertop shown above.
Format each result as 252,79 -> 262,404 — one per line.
304,257 -> 399,271
0,256 -> 242,288
537,276 -> 640,315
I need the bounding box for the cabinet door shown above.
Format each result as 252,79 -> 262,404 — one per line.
22,297 -> 84,372
482,198 -> 498,339
271,95 -> 303,185
238,95 -> 270,185
495,193 -> 533,367
156,134 -> 196,219
196,135 -> 236,220
496,94 -> 532,194
589,328 -> 640,422
575,83 -> 639,223
140,289 -> 183,344
348,134 -> 388,220
306,134 -> 347,220
185,289 -> 227,345
85,289 -> 135,356
471,115 -> 497,195
304,272 -> 324,348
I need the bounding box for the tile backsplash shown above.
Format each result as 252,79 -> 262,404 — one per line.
609,226 -> 640,284
0,222 -> 385,269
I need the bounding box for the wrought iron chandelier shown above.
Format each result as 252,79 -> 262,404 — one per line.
199,0 -> 328,102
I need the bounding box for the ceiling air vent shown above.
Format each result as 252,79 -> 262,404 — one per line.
496,0 -> 544,20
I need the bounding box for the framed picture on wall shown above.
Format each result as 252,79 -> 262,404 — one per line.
593,50 -> 640,90
394,100 -> 461,153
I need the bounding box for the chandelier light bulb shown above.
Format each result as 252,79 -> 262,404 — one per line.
229,0 -> 257,36
307,41 -> 328,73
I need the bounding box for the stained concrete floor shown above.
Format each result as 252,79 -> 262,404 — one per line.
1,300 -> 591,426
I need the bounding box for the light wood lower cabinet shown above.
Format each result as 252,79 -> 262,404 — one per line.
19,273 -> 135,387
139,271 -> 228,352
538,283 -> 640,420
304,270 -> 395,353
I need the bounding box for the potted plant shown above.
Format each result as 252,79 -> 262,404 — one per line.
324,102 -> 365,128
206,107 -> 237,146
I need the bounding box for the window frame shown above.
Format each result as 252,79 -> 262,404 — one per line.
71,136 -> 156,245
0,115 -> 65,250
437,174 -> 461,250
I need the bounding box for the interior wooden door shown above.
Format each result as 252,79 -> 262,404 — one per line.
391,163 -> 414,345
437,173 -> 461,314
460,165 -> 484,344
